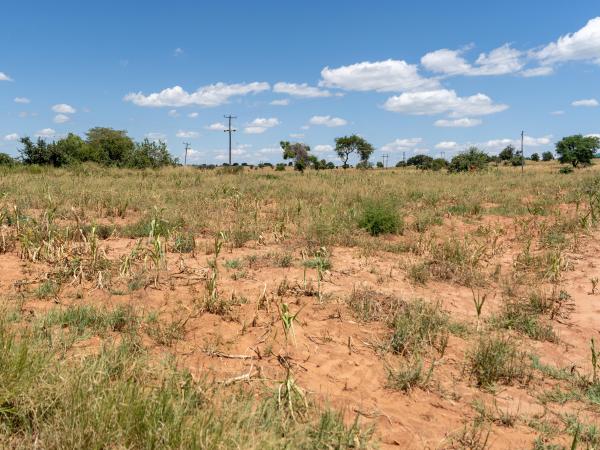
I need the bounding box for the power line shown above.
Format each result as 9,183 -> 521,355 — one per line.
183,142 -> 191,166
223,115 -> 237,165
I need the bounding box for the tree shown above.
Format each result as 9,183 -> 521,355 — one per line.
406,154 -> 434,169
376,161 -> 384,168
499,145 -> 515,161
555,134 -> 600,167
0,153 -> 16,166
128,139 -> 178,168
334,135 -> 374,169
281,141 -> 311,172
448,147 -> 489,173
86,127 -> 135,166
530,153 -> 540,162
542,151 -> 554,161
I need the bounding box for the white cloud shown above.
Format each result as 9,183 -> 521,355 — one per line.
381,138 -> 423,152
244,117 -> 279,134
205,122 -> 225,131
168,109 -> 179,117
273,82 -> 333,98
585,133 -> 600,138
52,103 -> 76,114
53,114 -> 70,124
145,132 -> 167,142
257,147 -> 281,155
35,128 -> 56,138
483,135 -> 552,150
270,99 -> 290,106
535,17 -> 600,65
434,117 -> 482,127
320,59 -> 438,92
572,98 -> 598,107
0,72 -> 12,81
521,66 -> 554,77
308,115 -> 347,127
551,110 -> 565,115
290,133 -> 305,139
187,112 -> 199,118
176,130 -> 200,138
174,47 -> 184,56
314,144 -> 334,153
383,89 -> 508,117
4,133 -> 19,141
421,44 -> 523,76
124,82 -> 270,107
435,141 -> 459,150
14,97 -> 30,104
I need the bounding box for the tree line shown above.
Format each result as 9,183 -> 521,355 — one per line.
0,129 -> 597,172
0,127 -> 177,168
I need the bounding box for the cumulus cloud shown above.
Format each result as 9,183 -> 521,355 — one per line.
124,82 -> 270,107
270,99 -> 290,106
244,117 -> 279,134
314,144 -> 334,153
14,97 -> 30,104
187,112 -> 199,118
551,110 -> 565,115
174,47 -> 184,56
168,109 -> 179,117
483,135 -> 552,150
308,115 -> 347,127
145,132 -> 167,142
4,133 -> 19,141
52,103 -> 76,114
572,98 -> 598,107
205,122 -> 225,131
434,117 -> 482,127
383,89 -> 508,117
435,141 -> 459,150
273,82 -> 333,98
381,138 -> 422,152
320,59 -> 438,92
289,133 -> 304,139
35,128 -> 56,138
53,114 -> 70,124
0,72 -> 12,81
521,66 -> 554,77
535,17 -> 600,65
176,130 -> 200,138
421,44 -> 523,76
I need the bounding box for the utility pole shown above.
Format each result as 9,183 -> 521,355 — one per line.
183,142 -> 190,166
521,130 -> 525,174
224,115 -> 237,165
440,151 -> 446,160
403,151 -> 406,165
381,153 -> 389,169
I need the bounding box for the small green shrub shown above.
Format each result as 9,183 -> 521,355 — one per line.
358,200 -> 403,236
469,335 -> 531,388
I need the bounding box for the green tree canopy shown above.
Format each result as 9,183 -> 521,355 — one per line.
334,135 -> 374,169
542,151 -> 554,161
555,134 -> 600,167
448,147 -> 489,173
86,127 -> 135,166
498,145 -> 515,161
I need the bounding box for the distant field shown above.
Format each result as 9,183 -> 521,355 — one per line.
1,162 -> 600,449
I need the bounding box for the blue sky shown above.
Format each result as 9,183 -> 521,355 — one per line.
1,1 -> 599,165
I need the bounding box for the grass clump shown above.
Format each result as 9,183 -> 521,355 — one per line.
492,297 -> 558,342
388,299 -> 449,356
468,335 -> 531,388
346,286 -> 403,322
358,199 -> 403,236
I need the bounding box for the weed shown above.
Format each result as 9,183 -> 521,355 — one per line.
358,199 -> 403,236
468,335 -> 531,388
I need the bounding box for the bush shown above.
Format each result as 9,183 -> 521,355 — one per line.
406,154 -> 433,169
559,166 -> 574,174
469,335 -> 531,388
0,153 -> 17,166
448,147 -> 489,173
358,200 -> 403,236
542,151 -> 554,161
530,153 -> 540,162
